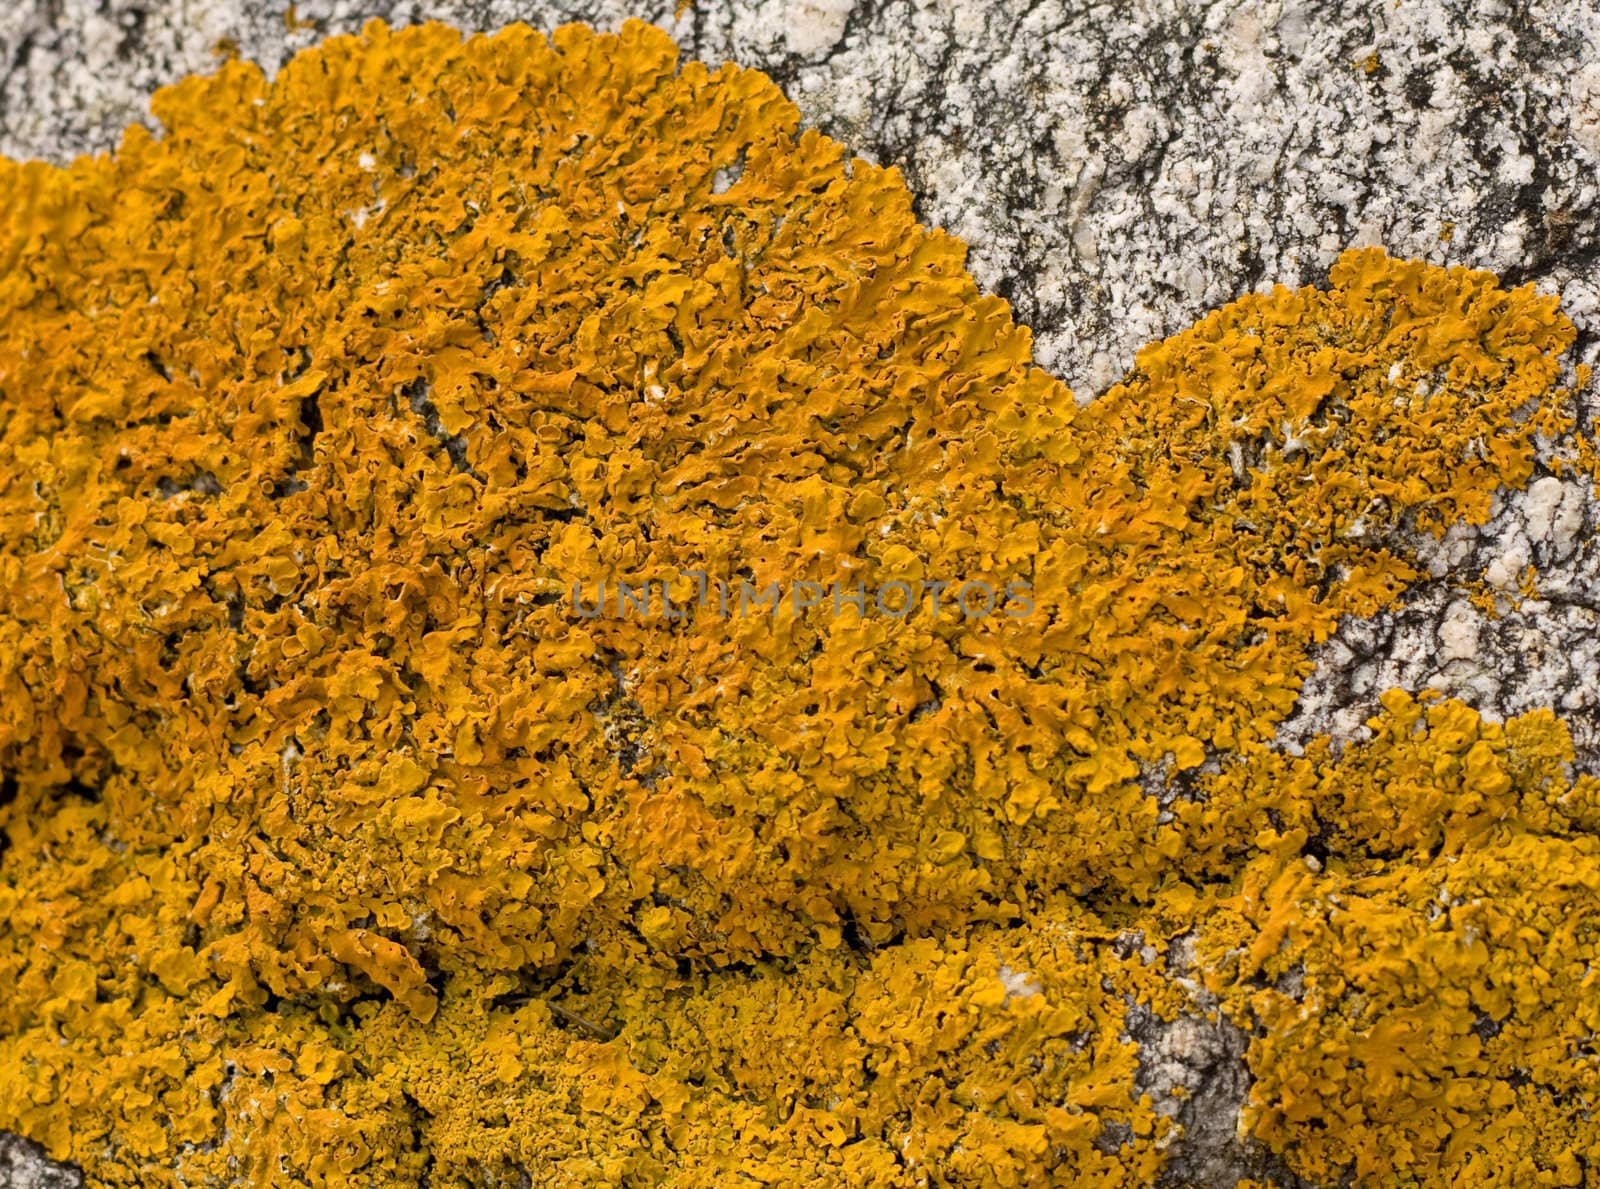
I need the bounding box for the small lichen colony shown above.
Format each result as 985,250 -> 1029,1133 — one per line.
1,18 -> 1597,1187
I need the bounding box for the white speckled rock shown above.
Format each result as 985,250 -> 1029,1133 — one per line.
0,1134 -> 81,1189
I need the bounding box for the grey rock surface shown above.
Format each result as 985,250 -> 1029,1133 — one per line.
0,1135 -> 80,1189
4,1 -> 1600,1186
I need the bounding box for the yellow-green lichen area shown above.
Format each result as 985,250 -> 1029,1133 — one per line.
0,16 -> 1596,1187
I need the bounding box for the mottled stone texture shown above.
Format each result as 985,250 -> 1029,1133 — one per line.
4,2 -> 1600,1186
0,1134 -> 80,1189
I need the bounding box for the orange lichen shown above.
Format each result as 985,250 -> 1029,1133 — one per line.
1184,694 -> 1600,1184
0,16 -> 1596,1187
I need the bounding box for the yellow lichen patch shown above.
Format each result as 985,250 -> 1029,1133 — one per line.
1186,696 -> 1600,1185
338,907 -> 1181,1186
0,16 -> 1596,1188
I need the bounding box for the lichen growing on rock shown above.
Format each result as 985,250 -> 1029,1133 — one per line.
0,17 -> 1596,1187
